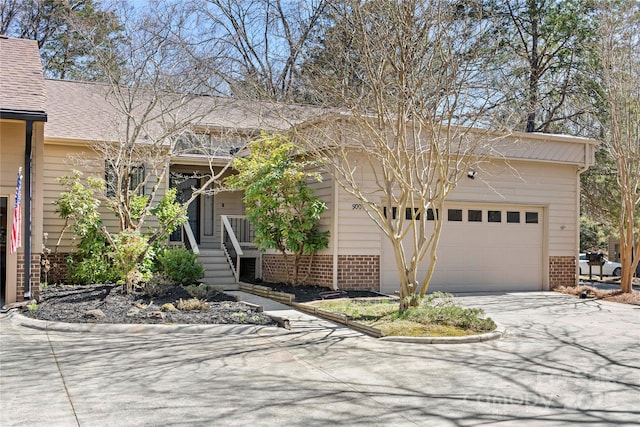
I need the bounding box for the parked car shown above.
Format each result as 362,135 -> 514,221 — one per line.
578,253 -> 622,276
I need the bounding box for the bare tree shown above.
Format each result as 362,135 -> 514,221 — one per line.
58,1 -> 242,289
197,0 -> 329,101
596,0 -> 640,293
293,0 -> 501,309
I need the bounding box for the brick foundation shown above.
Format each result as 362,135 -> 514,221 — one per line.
337,255 -> 380,290
549,256 -> 576,289
16,253 -> 41,301
261,254 -> 380,291
45,252 -> 70,285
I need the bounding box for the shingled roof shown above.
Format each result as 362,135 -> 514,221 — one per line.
44,79 -> 324,142
0,36 -> 47,118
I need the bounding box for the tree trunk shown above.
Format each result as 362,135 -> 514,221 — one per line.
526,0 -> 540,133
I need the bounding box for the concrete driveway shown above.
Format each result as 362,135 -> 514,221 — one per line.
1,291 -> 639,426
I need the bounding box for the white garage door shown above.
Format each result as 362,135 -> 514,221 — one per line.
380,204 -> 543,294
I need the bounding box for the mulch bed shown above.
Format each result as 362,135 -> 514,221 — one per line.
15,282 -> 386,327
21,284 -> 276,326
253,281 -> 386,303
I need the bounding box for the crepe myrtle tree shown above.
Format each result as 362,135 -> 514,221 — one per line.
293,0 -> 501,310
595,0 -> 640,293
225,133 -> 329,285
55,2 -> 239,291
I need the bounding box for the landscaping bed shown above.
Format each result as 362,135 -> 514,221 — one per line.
249,281 -> 385,302
554,285 -> 640,305
242,282 -> 497,338
19,284 -> 276,326
309,294 -> 497,337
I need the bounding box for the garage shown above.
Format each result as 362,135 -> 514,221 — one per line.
380,203 -> 544,294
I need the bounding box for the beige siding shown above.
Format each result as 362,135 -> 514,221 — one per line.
1,121 -> 25,190
333,154 -> 580,291
1,119 -> 46,301
213,185 -> 245,245
1,120 -> 45,253
1,120 -> 26,301
335,165 -> 383,256
308,169 -> 333,255
43,142 -> 164,253
450,160 -> 578,255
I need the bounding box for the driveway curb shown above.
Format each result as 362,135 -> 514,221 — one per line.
4,310 -> 290,336
379,328 -> 506,344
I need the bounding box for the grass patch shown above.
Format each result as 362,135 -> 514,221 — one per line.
312,292 -> 496,337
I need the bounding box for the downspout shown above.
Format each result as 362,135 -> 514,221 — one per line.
24,120 -> 33,298
332,171 -> 339,290
575,142 -> 595,286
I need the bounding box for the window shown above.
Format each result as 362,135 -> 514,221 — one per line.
448,209 -> 462,221
105,162 -> 145,197
405,208 -> 421,220
488,210 -> 501,223
383,206 -> 398,219
507,211 -> 520,223
468,209 -> 482,222
427,208 -> 439,221
175,132 -> 211,155
526,212 -> 539,224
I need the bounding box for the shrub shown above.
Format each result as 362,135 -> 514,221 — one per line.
156,247 -> 204,286
177,298 -> 209,311
161,303 -> 177,312
141,272 -> 175,297
396,292 -> 496,332
66,228 -> 120,285
183,284 -> 225,300
112,230 -> 152,292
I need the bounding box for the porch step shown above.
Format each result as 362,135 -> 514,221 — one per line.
198,249 -> 238,290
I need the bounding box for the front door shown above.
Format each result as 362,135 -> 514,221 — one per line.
169,176 -> 201,245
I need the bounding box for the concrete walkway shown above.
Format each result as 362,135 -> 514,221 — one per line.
1,291 -> 639,426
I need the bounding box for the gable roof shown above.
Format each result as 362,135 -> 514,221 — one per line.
0,36 -> 47,120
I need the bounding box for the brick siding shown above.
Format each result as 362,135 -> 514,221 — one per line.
337,255 -> 380,290
262,254 -> 380,291
549,255 -> 576,289
16,253 -> 41,301
46,252 -> 69,284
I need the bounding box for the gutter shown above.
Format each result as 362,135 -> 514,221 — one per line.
0,109 -> 47,122
575,141 -> 597,286
23,120 -> 33,298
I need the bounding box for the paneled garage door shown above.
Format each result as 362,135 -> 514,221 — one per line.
380,204 -> 544,294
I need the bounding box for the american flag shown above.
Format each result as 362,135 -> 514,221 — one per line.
10,167 -> 22,254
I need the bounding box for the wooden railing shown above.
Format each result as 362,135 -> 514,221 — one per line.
221,215 -> 243,281
222,215 -> 256,248
183,221 -> 199,254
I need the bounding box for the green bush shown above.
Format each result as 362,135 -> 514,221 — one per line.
395,292 -> 496,332
156,247 -> 204,286
66,228 -> 120,284
141,272 -> 174,297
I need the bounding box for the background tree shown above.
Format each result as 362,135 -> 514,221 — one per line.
1,0 -> 121,80
225,133 -> 329,285
294,0 -> 499,309
595,0 -> 640,292
485,0 -> 597,134
197,0 -> 329,101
